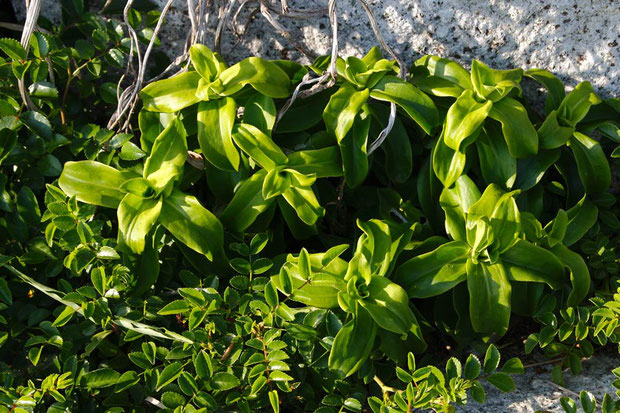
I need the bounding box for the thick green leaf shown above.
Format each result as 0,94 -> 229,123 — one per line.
262,166 -> 291,199
276,89 -> 330,133
360,275 -> 417,335
272,254 -> 347,308
220,170 -> 273,232
219,57 -> 291,98
323,83 -> 370,143
502,357 -> 524,374
140,71 -> 202,112
514,149 -> 561,191
568,132 -> 610,195
281,185 -> 324,226
564,196 -> 598,246
463,354 -> 481,379
28,81 -> 58,98
269,390 -> 279,413
470,60 -> 523,102
161,392 -> 186,409
501,240 -> 564,289
287,146 -> 343,178
232,123 -> 288,171
159,189 -> 224,260
432,133 -> 467,188
244,93 -> 276,135
197,98 -> 239,171
369,75 -> 438,134
340,108 -> 370,188
118,194 -> 162,254
143,117 -> 188,193
558,82 -> 601,127
466,261 -> 511,336
470,381 -> 486,404
440,175 -> 481,242
120,141 -> 146,161
355,219 -> 398,277
537,110 -> 575,149
546,209 -> 568,247
411,55 -> 472,97
477,123 -> 516,189
550,244 -> 590,307
394,241 -> 469,298
139,110 -> 176,152
328,304 -> 377,378
466,184 -> 521,253
59,161 -> 135,208
443,89 -> 492,151
17,186 -> 40,225
488,97 -> 538,158
190,44 -> 225,81
134,239 -> 160,295
525,68 -> 565,113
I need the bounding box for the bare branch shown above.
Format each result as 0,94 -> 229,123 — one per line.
265,2 -> 327,19
0,21 -> 50,34
107,0 -> 140,129
231,0 -> 256,38
368,102 -> 396,155
357,0 -> 406,79
274,0 -> 339,127
108,0 -> 174,131
357,0 -> 404,155
18,0 -> 42,111
274,73 -> 321,126
214,0 -> 237,54
196,0 -> 214,45
187,150 -> 205,169
259,0 -> 317,59
187,0 -> 199,46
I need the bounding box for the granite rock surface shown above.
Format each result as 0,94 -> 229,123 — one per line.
11,0 -> 620,96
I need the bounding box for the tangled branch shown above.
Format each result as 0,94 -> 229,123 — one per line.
104,0 -> 404,157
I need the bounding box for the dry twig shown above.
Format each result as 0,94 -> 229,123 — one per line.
358,0 -> 407,155
274,0 -> 339,126
18,0 -> 42,111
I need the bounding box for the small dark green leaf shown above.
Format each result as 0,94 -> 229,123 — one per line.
211,372 -> 240,390
156,362 -> 184,391
81,368 -> 121,388
487,372 -> 515,392
158,300 -> 190,315
0,38 -> 27,60
483,344 -> 501,374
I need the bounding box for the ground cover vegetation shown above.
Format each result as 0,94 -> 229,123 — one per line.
0,1 -> 620,412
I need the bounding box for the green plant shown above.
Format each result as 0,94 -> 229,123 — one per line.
1,4 -> 620,410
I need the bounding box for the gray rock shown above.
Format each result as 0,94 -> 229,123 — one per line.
456,351 -> 620,412
11,0 -> 620,97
